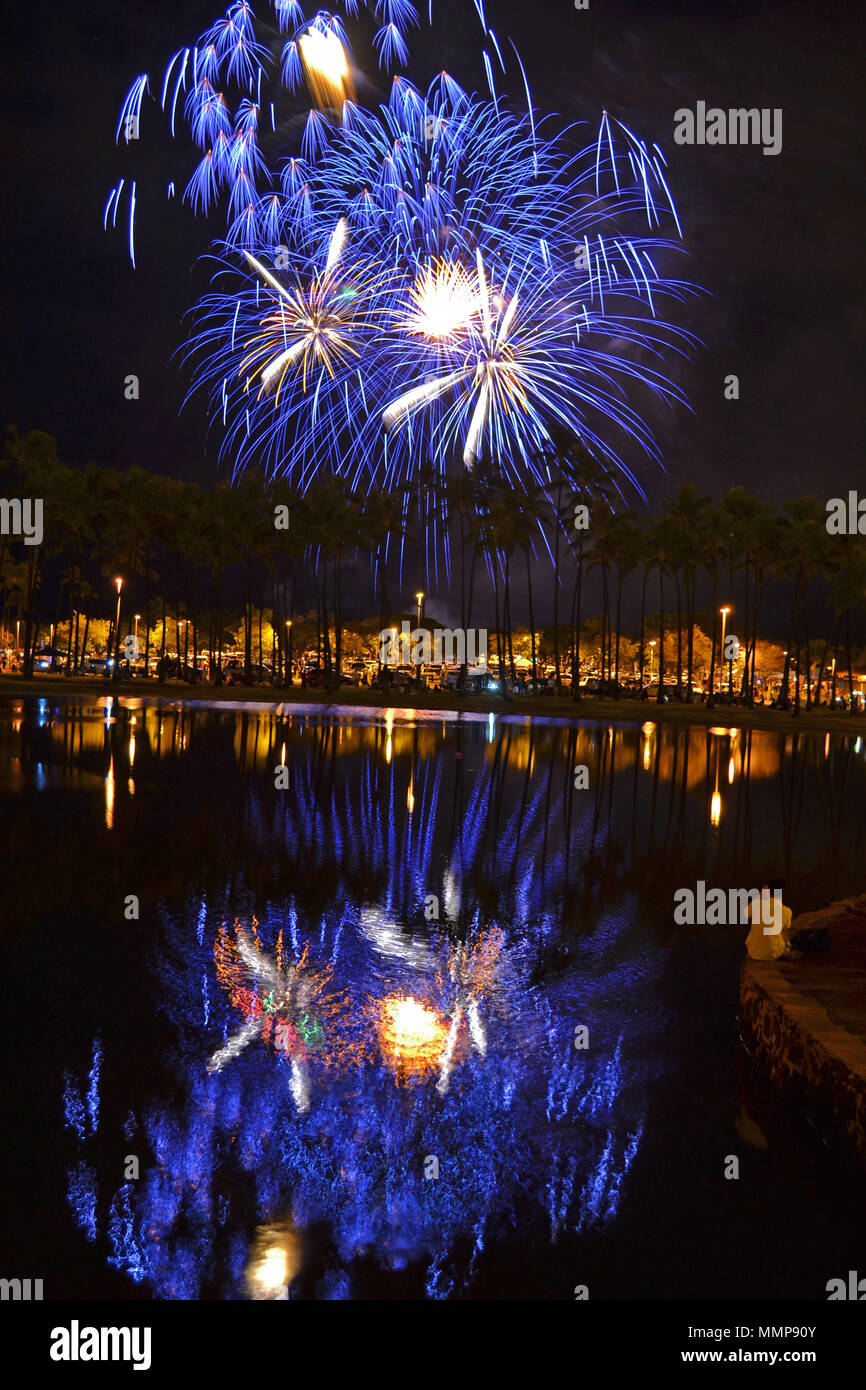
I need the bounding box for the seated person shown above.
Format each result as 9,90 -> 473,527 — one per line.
745,877 -> 799,961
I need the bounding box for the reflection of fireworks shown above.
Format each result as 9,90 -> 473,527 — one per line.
61,721 -> 669,1298
208,921 -> 342,1111
377,995 -> 449,1077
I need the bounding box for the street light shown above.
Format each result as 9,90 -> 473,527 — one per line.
719,607 -> 730,696
285,619 -> 293,686
112,578 -> 124,681
415,591 -> 424,627
649,640 -> 656,682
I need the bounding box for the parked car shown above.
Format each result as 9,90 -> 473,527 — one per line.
342,659 -> 369,685
225,660 -> 272,686
300,664 -> 326,687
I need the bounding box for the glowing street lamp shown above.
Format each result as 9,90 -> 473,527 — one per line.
719,607 -> 731,695
285,619 -> 293,686
648,639 -> 657,682
112,577 -> 124,682
416,590 -> 424,627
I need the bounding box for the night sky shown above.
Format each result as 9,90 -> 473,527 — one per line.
1,0 -> 862,522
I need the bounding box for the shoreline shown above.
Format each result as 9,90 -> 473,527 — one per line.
740,896 -> 866,1168
2,673 -> 866,734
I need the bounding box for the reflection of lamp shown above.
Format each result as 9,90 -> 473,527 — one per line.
245,1223 -> 303,1300
710,736 -> 723,826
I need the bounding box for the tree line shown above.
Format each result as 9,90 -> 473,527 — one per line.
2,428 -> 864,707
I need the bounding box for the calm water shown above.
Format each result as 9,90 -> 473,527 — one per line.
1,695 -> 865,1300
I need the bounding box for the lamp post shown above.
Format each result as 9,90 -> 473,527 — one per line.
286,619 -> 293,686
133,614 -> 141,663
414,594 -> 424,688
649,640 -> 656,683
719,607 -> 730,698
112,578 -> 124,682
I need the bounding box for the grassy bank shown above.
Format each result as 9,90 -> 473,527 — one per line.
3,672 -> 866,736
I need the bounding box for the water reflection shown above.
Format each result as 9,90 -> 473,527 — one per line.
2,696 -> 864,1298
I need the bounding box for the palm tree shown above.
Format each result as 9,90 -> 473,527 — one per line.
773,497 -> 827,711
666,484 -> 709,697
645,517 -> 678,701
701,506 -> 730,706
566,453 -> 616,699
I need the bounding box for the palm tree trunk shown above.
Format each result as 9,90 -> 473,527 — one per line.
657,568 -> 666,702
638,563 -> 648,688
526,547 -> 537,688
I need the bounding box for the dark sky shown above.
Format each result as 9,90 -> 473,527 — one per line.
1,0 -> 863,513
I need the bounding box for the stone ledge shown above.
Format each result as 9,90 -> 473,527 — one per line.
739,898 -> 866,1166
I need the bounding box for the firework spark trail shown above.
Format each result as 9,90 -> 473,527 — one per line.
107,1 -> 700,531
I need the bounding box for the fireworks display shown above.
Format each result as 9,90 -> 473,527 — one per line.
108,1 -> 698,506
